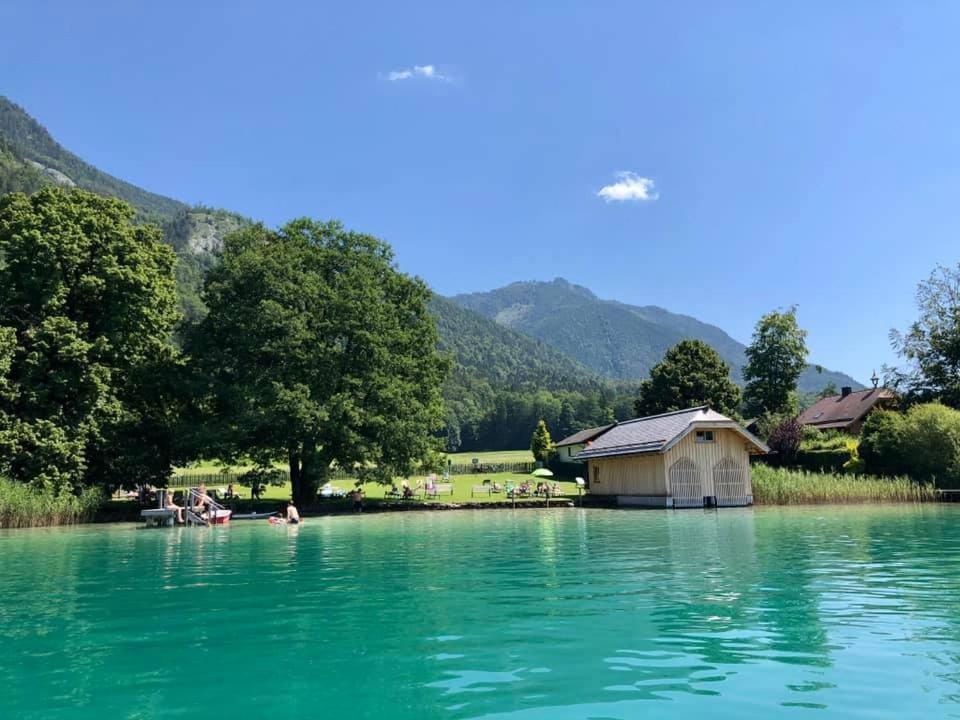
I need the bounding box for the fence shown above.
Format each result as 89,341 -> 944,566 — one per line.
445,461 -> 536,475
170,461 -> 537,487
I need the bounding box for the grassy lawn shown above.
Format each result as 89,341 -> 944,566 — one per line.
192,471 -> 579,505
443,450 -> 534,464
177,450 -> 534,476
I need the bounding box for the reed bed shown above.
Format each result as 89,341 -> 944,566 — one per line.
0,478 -> 104,528
752,465 -> 937,505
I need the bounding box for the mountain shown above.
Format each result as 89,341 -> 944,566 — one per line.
428,296 -> 636,450
0,97 -> 861,451
0,97 -> 249,317
451,278 -> 862,395
430,295 -> 599,392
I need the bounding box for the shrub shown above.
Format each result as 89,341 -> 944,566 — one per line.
793,447 -> 851,473
859,410 -> 907,477
801,429 -> 850,451
899,404 -> 960,485
860,403 -> 960,486
767,417 -> 803,460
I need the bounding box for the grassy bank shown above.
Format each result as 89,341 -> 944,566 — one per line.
752,465 -> 936,505
0,478 -> 104,529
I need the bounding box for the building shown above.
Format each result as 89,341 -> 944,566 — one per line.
553,423 -> 615,462
575,406 -> 768,508
798,386 -> 894,435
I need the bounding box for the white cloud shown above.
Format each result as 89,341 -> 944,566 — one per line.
596,172 -> 659,203
386,64 -> 451,82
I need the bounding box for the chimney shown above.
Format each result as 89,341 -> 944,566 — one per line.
841,386 -> 852,398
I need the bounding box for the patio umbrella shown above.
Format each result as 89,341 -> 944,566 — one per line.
531,468 -> 554,477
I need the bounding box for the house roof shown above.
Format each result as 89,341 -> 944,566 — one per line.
554,423 -> 615,448
575,406 -> 769,460
797,388 -> 893,429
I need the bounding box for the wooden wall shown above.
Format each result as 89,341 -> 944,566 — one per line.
662,428 -> 752,497
586,453 -> 666,496
586,427 -> 753,501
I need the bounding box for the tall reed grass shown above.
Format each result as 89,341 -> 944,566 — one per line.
752,464 -> 936,505
0,478 -> 104,528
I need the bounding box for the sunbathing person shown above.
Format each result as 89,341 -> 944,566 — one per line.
193,483 -> 213,512
164,491 -> 184,524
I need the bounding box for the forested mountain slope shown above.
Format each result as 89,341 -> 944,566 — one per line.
429,296 -> 636,450
452,278 -> 861,395
0,97 -> 249,318
0,97 -> 862,450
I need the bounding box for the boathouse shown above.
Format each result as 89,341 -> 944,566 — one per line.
575,406 -> 768,508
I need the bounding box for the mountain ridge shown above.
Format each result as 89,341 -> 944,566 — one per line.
0,97 -> 859,406
451,277 -> 861,394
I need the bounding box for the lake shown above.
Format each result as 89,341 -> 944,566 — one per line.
2,506 -> 960,719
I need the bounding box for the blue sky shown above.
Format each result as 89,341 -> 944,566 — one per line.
4,1 -> 959,383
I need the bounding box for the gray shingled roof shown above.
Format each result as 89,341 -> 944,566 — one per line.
575,406 -> 767,459
554,423 -> 615,448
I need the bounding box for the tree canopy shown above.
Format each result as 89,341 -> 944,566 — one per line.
186,219 -> 448,505
635,339 -> 741,418
742,307 -> 808,418
888,263 -> 960,408
0,187 -> 180,491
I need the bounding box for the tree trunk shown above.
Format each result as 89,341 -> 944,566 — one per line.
298,443 -> 326,509
289,450 -> 303,506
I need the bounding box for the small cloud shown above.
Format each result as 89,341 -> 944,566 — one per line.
597,172 -> 659,203
385,64 -> 451,82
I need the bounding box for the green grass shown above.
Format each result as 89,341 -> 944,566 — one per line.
443,450 -> 534,464
179,471 -> 578,506
752,465 -> 936,505
0,478 -> 104,528
177,450 -> 535,476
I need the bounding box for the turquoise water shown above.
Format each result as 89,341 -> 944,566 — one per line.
2,507 -> 960,719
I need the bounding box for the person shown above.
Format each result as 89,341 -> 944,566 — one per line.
402,483 -> 414,499
286,501 -> 301,524
164,491 -> 184,524
251,481 -> 262,500
193,483 -> 213,513
351,486 -> 365,513
226,483 -> 236,500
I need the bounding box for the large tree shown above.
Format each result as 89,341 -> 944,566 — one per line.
0,188 -> 180,491
635,339 -> 741,418
186,219 -> 448,506
742,307 -> 808,418
887,263 -> 960,408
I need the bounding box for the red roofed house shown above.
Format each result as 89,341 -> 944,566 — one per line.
798,386 -> 894,435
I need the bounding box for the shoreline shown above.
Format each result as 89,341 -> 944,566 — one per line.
4,494 -> 951,530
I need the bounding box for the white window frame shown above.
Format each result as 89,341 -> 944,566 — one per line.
695,430 -> 715,444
